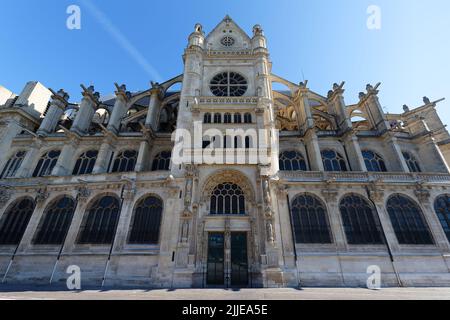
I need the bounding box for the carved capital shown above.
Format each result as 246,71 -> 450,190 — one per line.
35,187 -> 49,205
0,185 -> 13,209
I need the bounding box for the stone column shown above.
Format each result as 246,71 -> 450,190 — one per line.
37,89 -> 70,136
294,84 -> 315,132
93,135 -> 116,174
16,139 -> 43,178
111,181 -> 136,253
305,130 -> 324,171
70,85 -> 100,135
327,82 -> 352,131
322,184 -> 348,252
52,135 -> 79,176
343,132 -> 366,172
135,137 -> 152,172
384,134 -> 410,172
107,84 -> 131,135
145,85 -> 163,132
275,185 -> 296,268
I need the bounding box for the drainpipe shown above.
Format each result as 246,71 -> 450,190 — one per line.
286,194 -> 301,288
101,184 -> 126,287
365,186 -> 403,287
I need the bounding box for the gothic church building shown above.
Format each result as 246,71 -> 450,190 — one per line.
1,16 -> 450,288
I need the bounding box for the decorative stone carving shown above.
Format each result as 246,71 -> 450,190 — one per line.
76,184 -> 91,202
202,170 -> 254,202
35,187 -> 49,205
253,24 -> 264,37
423,96 -> 431,105
414,180 -> 430,202
367,179 -> 384,203
321,178 -> 338,202
0,185 -> 12,209
122,178 -> 136,200
114,83 -> 132,101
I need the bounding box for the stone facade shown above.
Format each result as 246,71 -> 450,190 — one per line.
0,16 -> 450,288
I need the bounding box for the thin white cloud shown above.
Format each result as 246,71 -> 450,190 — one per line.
79,0 -> 163,82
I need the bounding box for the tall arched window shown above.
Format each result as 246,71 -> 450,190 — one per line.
234,113 -> 242,123
245,136 -> 252,149
152,151 -> 171,171
129,196 -> 163,244
111,150 -> 138,173
0,198 -> 35,245
78,196 -> 120,244
402,152 -> 421,173
204,113 -> 212,124
33,196 -> 76,245
339,194 -> 383,245
224,113 -> 232,124
1,151 -> 26,179
210,183 -> 245,215
434,195 -> 450,243
321,150 -> 347,172
244,113 -> 252,124
279,151 -> 307,171
33,150 -> 61,177
73,150 -> 98,175
291,194 -> 332,244
386,194 -> 433,245
214,113 -> 222,124
362,150 -> 387,172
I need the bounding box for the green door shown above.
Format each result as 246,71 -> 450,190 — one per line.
207,233 -> 225,285
231,232 -> 248,287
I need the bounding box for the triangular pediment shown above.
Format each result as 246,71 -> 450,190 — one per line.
205,15 -> 252,51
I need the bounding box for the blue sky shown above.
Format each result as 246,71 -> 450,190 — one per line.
1,0 -> 449,124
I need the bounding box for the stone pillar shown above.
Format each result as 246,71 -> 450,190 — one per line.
327,82 -> 352,131
145,85 -> 163,132
52,136 -> 79,176
305,130 -> 324,171
276,185 -> 296,268
367,184 -> 400,252
16,139 -> 43,178
111,182 -> 136,253
37,89 -> 70,136
93,135 -> 116,174
360,83 -> 391,133
343,132 -> 366,172
294,84 -> 315,133
322,185 -> 348,252
384,134 -> 410,172
70,85 -> 100,135
107,84 -> 131,134
135,139 -> 151,172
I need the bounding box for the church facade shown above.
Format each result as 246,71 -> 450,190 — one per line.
1,16 -> 450,288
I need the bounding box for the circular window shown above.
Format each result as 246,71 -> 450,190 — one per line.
221,36 -> 235,47
210,72 -> 247,97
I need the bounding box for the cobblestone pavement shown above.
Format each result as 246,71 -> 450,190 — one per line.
0,286 -> 450,300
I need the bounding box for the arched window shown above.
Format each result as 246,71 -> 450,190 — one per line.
152,151 -> 171,171
78,196 -> 120,244
386,194 -> 433,245
279,151 -> 307,171
73,150 -> 98,175
33,150 -> 61,177
214,113 -> 222,124
204,113 -> 212,124
33,196 -> 76,245
210,72 -> 248,97
362,150 -> 387,172
245,136 -> 252,149
224,113 -> 232,124
291,194 -> 332,244
339,194 -> 383,245
210,183 -> 245,215
111,150 -> 138,173
402,152 -> 421,173
129,196 -> 163,244
434,195 -> 450,243
0,198 -> 35,245
321,150 -> 347,172
234,113 -> 242,123
1,151 -> 26,179
244,113 -> 252,124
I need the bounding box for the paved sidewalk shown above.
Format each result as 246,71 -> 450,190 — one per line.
0,286 -> 450,300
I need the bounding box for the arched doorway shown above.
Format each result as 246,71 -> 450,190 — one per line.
199,170 -> 256,288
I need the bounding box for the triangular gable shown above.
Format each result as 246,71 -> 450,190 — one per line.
205,15 -> 252,50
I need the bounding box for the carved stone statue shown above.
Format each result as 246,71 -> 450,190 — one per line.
403,104 -> 410,112
423,96 -> 431,105
253,24 -> 263,37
